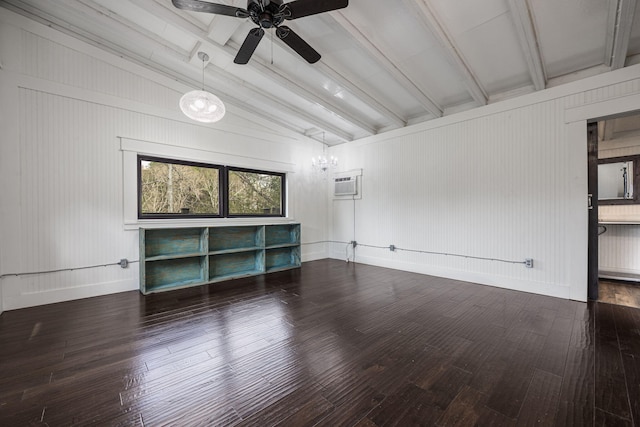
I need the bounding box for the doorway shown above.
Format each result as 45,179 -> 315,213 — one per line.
587,114 -> 640,306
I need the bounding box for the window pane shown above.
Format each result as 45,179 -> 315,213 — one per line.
228,169 -> 284,216
140,158 -> 220,216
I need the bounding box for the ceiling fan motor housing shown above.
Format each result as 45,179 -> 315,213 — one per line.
249,0 -> 285,28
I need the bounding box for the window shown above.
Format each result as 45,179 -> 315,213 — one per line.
138,156 -> 223,218
226,167 -> 285,217
138,156 -> 285,219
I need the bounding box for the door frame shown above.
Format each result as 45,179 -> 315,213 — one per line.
587,121 -> 598,300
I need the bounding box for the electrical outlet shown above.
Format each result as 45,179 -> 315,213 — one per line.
525,258 -> 533,268
119,259 -> 129,268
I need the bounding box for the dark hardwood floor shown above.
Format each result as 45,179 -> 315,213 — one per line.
599,279 -> 640,309
1,259 -> 639,426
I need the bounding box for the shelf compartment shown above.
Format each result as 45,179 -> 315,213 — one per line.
143,228 -> 206,258
265,246 -> 301,272
145,252 -> 206,262
143,256 -> 206,292
209,250 -> 265,282
209,246 -> 262,255
263,243 -> 298,249
265,224 -> 300,248
209,226 -> 264,252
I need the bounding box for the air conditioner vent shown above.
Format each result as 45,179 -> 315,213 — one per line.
334,176 -> 357,196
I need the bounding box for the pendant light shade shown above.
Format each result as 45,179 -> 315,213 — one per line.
179,90 -> 225,123
180,52 -> 226,123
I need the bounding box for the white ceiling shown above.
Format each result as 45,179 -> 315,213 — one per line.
3,0 -> 640,145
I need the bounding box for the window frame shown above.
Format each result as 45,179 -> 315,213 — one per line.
137,156 -> 286,220
137,155 -> 224,219
225,166 -> 286,218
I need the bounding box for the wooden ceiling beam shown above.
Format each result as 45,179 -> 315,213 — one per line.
506,0 -> 546,90
315,61 -> 406,128
328,11 -> 443,118
605,0 -> 637,69
404,0 -> 488,106
224,44 -> 378,135
208,65 -> 355,141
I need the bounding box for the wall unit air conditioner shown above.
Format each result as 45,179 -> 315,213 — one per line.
334,176 -> 357,196
333,169 -> 362,199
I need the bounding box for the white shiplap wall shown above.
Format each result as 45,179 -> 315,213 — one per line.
599,224 -> 640,277
329,65 -> 640,302
0,9 -> 328,311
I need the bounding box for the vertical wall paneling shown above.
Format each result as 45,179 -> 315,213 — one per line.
330,66 -> 640,302
0,10 -> 327,310
331,100 -> 571,297
599,225 -> 640,276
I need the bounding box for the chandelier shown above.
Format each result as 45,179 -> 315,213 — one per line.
179,52 -> 225,123
312,133 -> 338,172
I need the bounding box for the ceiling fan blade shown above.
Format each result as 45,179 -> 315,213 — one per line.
172,0 -> 249,18
234,28 -> 265,64
276,26 -> 321,63
280,0 -> 348,20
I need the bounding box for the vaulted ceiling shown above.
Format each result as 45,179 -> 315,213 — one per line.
3,0 -> 640,145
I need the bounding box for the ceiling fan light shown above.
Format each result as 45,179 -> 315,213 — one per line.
179,90 -> 226,123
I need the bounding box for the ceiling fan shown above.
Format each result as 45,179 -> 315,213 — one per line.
172,0 -> 348,64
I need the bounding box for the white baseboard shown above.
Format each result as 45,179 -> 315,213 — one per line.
599,268 -> 640,282
330,253 -> 572,300
302,250 -> 328,263
2,278 -> 138,311
301,242 -> 329,263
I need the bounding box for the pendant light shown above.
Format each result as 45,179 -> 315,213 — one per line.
179,52 -> 226,123
312,132 -> 338,172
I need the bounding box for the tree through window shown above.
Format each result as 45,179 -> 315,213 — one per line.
138,156 -> 285,219
227,168 -> 285,217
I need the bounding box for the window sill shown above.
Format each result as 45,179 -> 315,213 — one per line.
124,217 -> 297,230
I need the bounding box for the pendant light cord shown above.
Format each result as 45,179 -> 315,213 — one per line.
323,131 -> 326,155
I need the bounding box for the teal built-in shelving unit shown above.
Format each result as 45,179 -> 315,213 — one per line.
139,224 -> 300,294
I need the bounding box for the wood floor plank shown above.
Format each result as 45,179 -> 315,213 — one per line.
434,385 -> 486,427
233,383 -> 327,426
594,408 -> 633,427
368,383 -> 444,427
515,369 -> 562,427
594,304 -> 632,421
620,351 -> 640,425
598,280 -> 640,309
0,260 -> 638,426
317,386 -> 385,426
553,345 -> 595,427
474,406 -> 517,427
485,331 -> 547,418
534,316 -> 573,377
